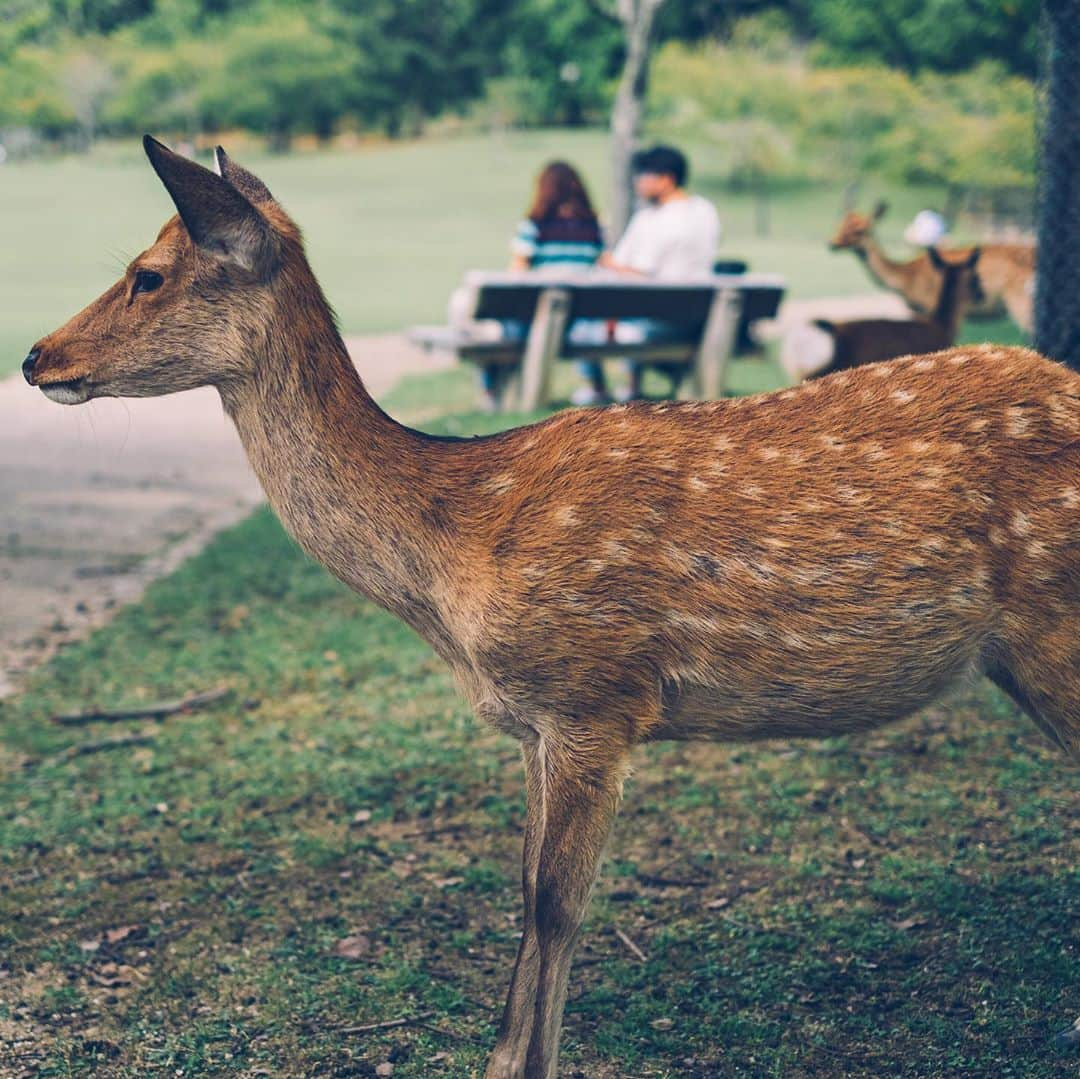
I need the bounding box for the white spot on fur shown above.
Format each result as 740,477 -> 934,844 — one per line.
608,447 -> 630,459
1011,511 -> 1032,536
908,439 -> 932,454
553,505 -> 579,528
666,610 -> 722,634
715,435 -> 734,453
1061,486 -> 1079,509
891,388 -> 916,405
912,358 -> 936,372
758,447 -> 781,462
871,363 -> 894,378
1005,407 -> 1030,438
948,352 -> 971,366
988,526 -> 1007,547
1026,540 -> 1049,560
969,418 -> 989,432
483,473 -> 516,495
603,539 -> 630,562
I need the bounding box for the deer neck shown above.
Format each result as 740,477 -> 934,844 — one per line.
219,303 -> 461,655
929,267 -> 964,339
856,233 -> 917,293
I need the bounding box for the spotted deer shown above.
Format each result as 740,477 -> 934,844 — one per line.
797,246 -> 982,381
830,201 -> 1037,333
24,139 -> 1079,1079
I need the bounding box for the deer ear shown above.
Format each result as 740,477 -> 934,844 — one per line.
927,245 -> 946,270
143,135 -> 279,279
213,145 -> 274,205
872,200 -> 889,221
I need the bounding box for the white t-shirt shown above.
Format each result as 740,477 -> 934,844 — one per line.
611,194 -> 721,279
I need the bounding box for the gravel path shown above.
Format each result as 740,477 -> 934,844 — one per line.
0,334 -> 450,695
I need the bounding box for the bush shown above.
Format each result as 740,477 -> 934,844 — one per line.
649,29 -> 1035,195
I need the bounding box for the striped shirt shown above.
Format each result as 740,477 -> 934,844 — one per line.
511,215 -> 604,268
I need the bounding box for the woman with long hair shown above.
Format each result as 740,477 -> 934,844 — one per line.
474,161 -> 608,409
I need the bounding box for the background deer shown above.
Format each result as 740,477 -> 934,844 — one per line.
830,200 -> 1036,333
790,246 -> 981,381
24,139 -> 1079,1079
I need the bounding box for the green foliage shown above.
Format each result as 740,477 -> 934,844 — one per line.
651,34 -> 1036,193
204,14 -> 353,146
496,0 -> 622,127
808,0 -> 1041,77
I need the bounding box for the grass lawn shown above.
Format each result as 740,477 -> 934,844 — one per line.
1,358 -> 1076,1077
1,128 -> 982,376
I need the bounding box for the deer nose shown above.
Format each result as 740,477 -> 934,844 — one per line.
22,348 -> 40,384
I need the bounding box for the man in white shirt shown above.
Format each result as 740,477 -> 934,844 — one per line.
592,145 -> 721,401
606,146 -> 721,280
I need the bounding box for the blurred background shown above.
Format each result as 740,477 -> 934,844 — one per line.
0,0 -> 1043,363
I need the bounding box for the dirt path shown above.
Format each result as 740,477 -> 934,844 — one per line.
0,334 -> 451,695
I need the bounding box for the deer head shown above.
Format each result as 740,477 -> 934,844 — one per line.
23,137 -> 302,404
927,244 -> 986,311
828,200 -> 888,251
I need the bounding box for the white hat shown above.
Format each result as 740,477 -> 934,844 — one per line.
904,210 -> 947,247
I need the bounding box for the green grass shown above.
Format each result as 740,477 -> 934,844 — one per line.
1,373 -> 1076,1077
2,129 -> 974,375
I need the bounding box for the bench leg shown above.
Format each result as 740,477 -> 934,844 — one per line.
519,288 -> 570,411
694,287 -> 742,400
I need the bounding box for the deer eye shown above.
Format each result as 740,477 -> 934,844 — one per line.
133,270 -> 164,295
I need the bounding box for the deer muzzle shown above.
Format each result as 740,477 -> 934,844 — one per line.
23,342 -> 93,404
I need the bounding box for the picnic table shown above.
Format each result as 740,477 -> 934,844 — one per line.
409,269 -> 786,411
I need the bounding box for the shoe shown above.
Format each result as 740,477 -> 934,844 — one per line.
570,386 -> 612,407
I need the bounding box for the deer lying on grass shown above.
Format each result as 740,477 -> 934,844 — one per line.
791,246 -> 981,382
830,201 -> 1036,333
24,139 -> 1079,1079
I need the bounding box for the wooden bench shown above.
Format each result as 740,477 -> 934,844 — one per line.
409,270 -> 786,411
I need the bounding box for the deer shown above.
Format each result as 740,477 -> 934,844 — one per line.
830,201 -> 1036,333
23,138 -> 1079,1079
793,246 -> 982,382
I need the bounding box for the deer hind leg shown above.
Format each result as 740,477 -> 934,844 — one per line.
985,636 -> 1080,758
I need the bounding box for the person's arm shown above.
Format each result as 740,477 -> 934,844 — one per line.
597,251 -> 648,276
601,212 -> 653,276
509,219 -> 538,271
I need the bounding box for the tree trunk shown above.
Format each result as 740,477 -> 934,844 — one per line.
1036,0 -> 1080,370
610,0 -> 664,240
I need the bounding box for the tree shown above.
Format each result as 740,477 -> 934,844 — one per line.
609,0 -> 666,238
1035,0 -> 1080,370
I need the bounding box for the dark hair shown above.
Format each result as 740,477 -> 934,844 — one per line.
632,144 -> 688,187
527,161 -> 597,223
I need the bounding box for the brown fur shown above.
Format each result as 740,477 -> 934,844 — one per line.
808,247 -> 980,379
26,141 -> 1080,1079
830,202 -> 1036,332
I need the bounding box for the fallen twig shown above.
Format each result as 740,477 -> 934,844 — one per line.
52,684 -> 232,726
614,926 -> 648,962
57,732 -> 156,761
636,872 -> 710,888
418,1022 -> 482,1044
339,1011 -> 437,1035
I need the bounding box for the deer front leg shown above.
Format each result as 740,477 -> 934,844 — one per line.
485,734 -> 629,1079
485,742 -> 545,1079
